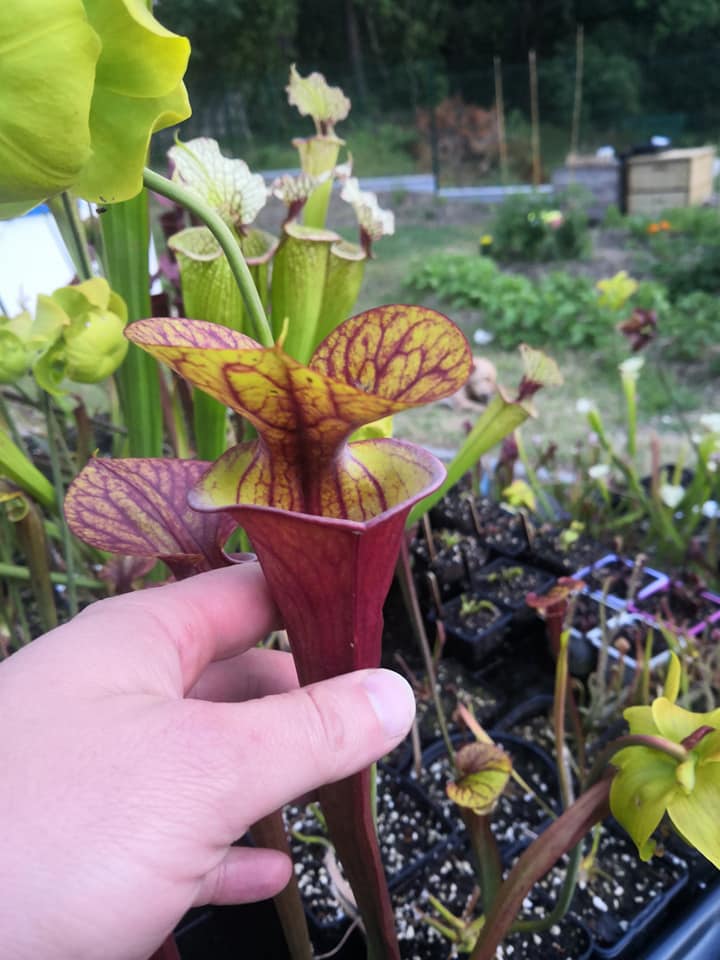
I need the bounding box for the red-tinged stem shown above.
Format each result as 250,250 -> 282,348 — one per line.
584,733 -> 688,790
468,778 -> 612,960
249,812 -> 313,960
148,935 -> 180,960
318,770 -> 400,960
553,630 -> 572,808
234,508 -> 409,960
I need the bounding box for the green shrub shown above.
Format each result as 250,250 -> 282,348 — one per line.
488,190 -> 591,263
409,253 -> 618,350
662,290 -> 720,361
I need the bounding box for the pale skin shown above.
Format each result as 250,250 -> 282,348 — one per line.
0,563 -> 416,960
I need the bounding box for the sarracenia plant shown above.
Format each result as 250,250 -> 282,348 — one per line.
66,305 -> 472,959
434,611 -> 720,958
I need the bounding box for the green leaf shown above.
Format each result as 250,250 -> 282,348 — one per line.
0,430 -> 56,509
0,330 -> 31,384
447,742 -> 512,815
270,221 -> 340,363
668,770 -> 720,868
102,190 -> 163,457
76,0 -> 191,203
663,653 -> 682,704
610,746 -> 677,856
0,0 -> 99,217
316,240 -> 366,348
652,698 -> 720,744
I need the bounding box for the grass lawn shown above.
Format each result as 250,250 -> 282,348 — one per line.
350,217 -> 716,472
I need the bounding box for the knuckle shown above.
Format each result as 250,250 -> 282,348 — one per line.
300,684 -> 349,775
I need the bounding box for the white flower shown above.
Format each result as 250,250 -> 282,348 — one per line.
702,500 -> 719,518
588,463 -> 611,480
576,397 -> 594,414
340,177 -> 395,242
270,171 -> 326,206
473,328 -> 494,345
619,356 -> 644,380
660,484 -> 685,509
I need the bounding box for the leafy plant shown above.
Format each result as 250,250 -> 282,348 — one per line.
487,190 -> 591,263
409,254 -> 621,350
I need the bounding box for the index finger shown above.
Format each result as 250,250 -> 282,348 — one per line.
72,563 -> 280,694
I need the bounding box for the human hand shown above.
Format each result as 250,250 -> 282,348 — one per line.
0,563 -> 415,960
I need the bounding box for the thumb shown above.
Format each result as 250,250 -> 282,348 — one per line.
192,668 -> 416,833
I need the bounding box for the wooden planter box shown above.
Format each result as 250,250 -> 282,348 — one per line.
627,146 -> 716,215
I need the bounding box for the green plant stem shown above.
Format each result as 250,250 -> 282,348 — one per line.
8,579 -> 32,646
510,843 -> 583,935
588,407 -> 685,551
0,392 -> 30,459
463,810 -> 502,912
103,191 -> 163,457
0,562 -> 104,590
621,370 -> 638,459
43,395 -> 78,617
515,429 -> 557,520
48,192 -> 94,281
142,168 -> 273,347
11,499 -> 57,632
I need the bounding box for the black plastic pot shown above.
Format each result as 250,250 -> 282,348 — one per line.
525,526 -> 609,576
391,839 -> 594,960
417,731 -> 559,858
175,901 -> 288,959
570,825 -> 688,959
284,767 -> 451,936
470,556 -> 556,611
436,593 -> 513,668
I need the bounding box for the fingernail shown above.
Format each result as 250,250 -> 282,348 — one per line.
363,669 -> 416,739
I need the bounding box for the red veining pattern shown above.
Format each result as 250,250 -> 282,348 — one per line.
65,459 -> 235,577
127,307 -> 471,519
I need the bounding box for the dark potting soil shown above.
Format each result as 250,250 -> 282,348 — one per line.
471,558 -> 555,610
572,593 -> 614,634
603,617 -> 668,659
284,769 -> 449,927
429,490 -> 529,559
531,826 -> 688,954
393,845 -> 592,960
411,529 -> 492,606
578,557 -> 657,601
633,580 -> 719,631
471,498 -> 529,557
527,526 -> 608,576
410,734 -> 558,854
412,660 -> 503,747
442,593 -> 508,634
